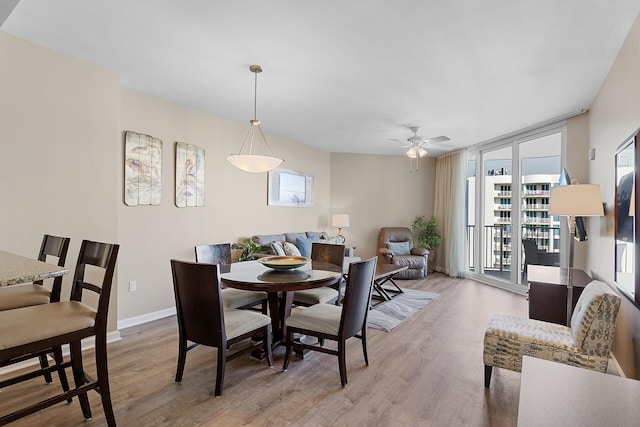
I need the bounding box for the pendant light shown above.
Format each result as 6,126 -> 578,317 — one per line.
227,65 -> 283,173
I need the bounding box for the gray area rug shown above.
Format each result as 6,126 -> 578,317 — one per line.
367,288 -> 439,332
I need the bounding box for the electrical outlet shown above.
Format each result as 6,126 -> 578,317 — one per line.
129,280 -> 137,292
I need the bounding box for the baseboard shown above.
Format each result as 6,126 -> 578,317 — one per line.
0,330 -> 121,377
117,306 -> 176,330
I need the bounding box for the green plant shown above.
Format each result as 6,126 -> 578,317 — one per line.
231,239 -> 271,262
411,215 -> 442,251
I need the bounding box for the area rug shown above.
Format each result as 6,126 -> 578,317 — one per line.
367,288 -> 439,332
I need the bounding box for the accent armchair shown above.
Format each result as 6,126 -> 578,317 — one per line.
483,280 -> 621,388
377,227 -> 428,279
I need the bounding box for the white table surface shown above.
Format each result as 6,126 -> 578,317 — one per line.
0,250 -> 68,286
518,356 -> 640,426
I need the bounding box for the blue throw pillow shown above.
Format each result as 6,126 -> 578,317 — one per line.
387,241 -> 411,256
296,236 -> 317,257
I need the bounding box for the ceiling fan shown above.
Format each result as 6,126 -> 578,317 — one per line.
390,127 -> 453,172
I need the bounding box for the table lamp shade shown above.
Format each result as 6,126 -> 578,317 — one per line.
332,214 -> 350,228
549,184 -> 604,217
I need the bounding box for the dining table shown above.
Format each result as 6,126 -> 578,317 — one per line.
0,250 -> 68,287
220,259 -> 342,348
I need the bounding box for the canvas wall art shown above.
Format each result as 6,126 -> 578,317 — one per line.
268,169 -> 314,207
175,142 -> 205,207
124,131 -> 162,206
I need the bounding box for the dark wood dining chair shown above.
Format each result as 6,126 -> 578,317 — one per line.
293,242 -> 345,306
283,257 -> 377,387
0,234 -> 71,386
0,239 -> 119,426
195,243 -> 268,313
171,259 -> 273,396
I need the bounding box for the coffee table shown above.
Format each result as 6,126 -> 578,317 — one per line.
370,264 -> 408,308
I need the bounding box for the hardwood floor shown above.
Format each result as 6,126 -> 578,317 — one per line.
0,274 -> 526,426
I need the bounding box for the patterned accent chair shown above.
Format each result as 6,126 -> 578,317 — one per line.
483,280 -> 621,387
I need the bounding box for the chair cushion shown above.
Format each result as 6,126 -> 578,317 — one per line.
392,255 -> 426,269
570,280 -> 621,356
293,287 -> 339,305
0,301 -> 96,351
387,241 -> 411,256
283,242 -> 302,257
224,308 -> 271,340
295,236 -> 317,257
286,303 -> 342,336
221,288 -> 267,309
0,284 -> 51,311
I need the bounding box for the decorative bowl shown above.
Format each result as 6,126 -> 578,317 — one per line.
257,256 -> 310,271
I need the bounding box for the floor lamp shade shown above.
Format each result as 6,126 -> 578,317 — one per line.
549,184 -> 604,217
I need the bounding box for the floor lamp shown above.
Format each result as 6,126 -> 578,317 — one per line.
549,184 -> 604,326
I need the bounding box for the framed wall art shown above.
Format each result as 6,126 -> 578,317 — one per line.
175,142 -> 205,207
124,131 -> 162,206
268,168 -> 314,207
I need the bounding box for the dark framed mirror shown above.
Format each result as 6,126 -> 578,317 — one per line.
615,128 -> 639,306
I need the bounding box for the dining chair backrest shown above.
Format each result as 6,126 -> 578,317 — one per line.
69,240 -> 120,331
171,260 -> 225,347
339,257 -> 377,339
35,234 -> 71,302
311,242 -> 345,269
194,244 -> 232,265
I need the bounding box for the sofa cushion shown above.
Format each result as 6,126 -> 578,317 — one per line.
271,241 -> 286,256
307,231 -> 330,241
253,234 -> 285,247
284,232 -> 308,244
387,241 -> 411,256
318,236 -> 342,245
296,236 -> 317,257
283,242 -> 302,257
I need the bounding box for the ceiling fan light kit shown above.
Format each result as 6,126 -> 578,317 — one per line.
227,65 -> 283,173
391,126 -> 452,172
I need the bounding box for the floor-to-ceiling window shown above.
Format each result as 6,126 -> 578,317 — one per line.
466,125 -> 563,293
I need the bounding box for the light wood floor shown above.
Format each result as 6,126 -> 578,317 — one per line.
1,274 -> 527,426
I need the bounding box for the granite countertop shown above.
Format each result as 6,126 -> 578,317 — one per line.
0,250 -> 68,286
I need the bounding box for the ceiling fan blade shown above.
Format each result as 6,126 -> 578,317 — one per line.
389,138 -> 405,143
425,136 -> 450,144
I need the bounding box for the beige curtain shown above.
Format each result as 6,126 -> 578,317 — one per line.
434,150 -> 467,277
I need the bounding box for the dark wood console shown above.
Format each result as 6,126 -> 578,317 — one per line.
527,265 -> 592,325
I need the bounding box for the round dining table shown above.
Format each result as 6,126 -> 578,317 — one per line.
220,259 -> 342,346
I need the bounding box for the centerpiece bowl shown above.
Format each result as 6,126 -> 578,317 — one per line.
257,255 -> 310,271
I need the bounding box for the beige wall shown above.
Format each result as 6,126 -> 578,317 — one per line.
0,32 -> 121,330
330,153 -> 436,260
587,13 -> 640,379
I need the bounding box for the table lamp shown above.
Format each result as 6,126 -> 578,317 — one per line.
549,183 -> 604,325
332,214 -> 350,243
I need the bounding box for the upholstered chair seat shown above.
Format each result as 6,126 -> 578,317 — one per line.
483,280 -> 621,387
0,284 -> 51,311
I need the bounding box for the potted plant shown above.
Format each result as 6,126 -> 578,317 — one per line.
231,239 -> 271,262
411,215 -> 442,272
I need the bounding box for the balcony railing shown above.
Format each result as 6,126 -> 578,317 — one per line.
466,224 -> 560,274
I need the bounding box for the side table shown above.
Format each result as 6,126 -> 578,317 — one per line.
527,265 -> 592,325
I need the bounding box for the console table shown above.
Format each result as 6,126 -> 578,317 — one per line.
527,265 -> 591,325
518,356 -> 640,426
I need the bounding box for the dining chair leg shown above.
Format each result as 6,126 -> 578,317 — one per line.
282,330 -> 294,371
214,345 -> 226,397
70,341 -> 92,420
264,325 -> 274,367
338,340 -> 348,387
175,337 -> 187,382
52,346 -> 72,403
361,327 -> 369,366
38,354 -> 53,383
95,333 -> 116,427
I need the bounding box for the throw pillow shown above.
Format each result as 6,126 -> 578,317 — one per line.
296,236 -> 318,257
387,241 -> 411,256
271,241 -> 286,256
283,242 -> 302,257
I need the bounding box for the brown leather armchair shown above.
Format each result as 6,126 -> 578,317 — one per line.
377,227 -> 429,279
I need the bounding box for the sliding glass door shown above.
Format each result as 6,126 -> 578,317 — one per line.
466,128 -> 562,293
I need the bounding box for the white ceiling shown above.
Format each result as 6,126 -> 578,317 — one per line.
2,1 -> 639,157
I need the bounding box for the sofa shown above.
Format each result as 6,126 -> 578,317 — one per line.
251,231 -> 359,270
